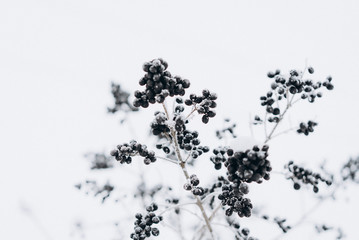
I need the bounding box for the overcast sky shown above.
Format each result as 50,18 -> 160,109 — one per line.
1,0 -> 359,239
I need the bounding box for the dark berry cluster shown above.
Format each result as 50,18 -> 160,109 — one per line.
75,180 -> 114,203
155,143 -> 171,155
297,120 -> 318,136
184,89 -> 217,124
341,156 -> 359,183
165,198 -> 180,214
150,111 -> 170,136
285,161 -> 332,193
173,97 -> 187,132
226,145 -> 271,184
216,118 -> 237,139
177,130 -> 210,159
85,152 -> 114,170
134,183 -> 165,200
274,217 -> 291,233
226,218 -> 258,240
315,224 -> 344,239
108,82 -> 138,113
261,67 -> 334,122
133,59 -> 190,108
110,141 -> 156,165
218,182 -> 252,218
322,75 -> 334,90
183,174 -> 205,196
131,203 -> 163,240
261,215 -> 291,233
210,147 -> 229,170
253,115 -> 263,125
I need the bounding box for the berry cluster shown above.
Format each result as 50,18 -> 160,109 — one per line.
274,217 -> 291,233
226,218 -> 258,240
285,161 -> 333,193
202,176 -> 231,209
341,156 -> 359,183
218,182 -> 252,218
183,174 -> 205,196
75,180 -> 114,203
134,182 -> 165,200
150,112 -> 170,136
297,120 -> 318,136
177,130 -> 210,159
108,82 -> 138,113
185,89 -> 217,124
173,97 -> 187,133
133,59 -> 190,108
85,152 -> 114,170
315,224 -> 344,239
131,203 -> 163,240
261,215 -> 291,233
110,141 -> 156,165
210,147 -> 229,170
253,115 -> 263,125
226,145 -> 271,184
261,67 -> 334,122
216,118 -> 237,139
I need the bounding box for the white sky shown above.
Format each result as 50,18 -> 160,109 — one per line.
1,0 -> 359,239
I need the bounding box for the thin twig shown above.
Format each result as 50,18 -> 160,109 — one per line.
270,127 -> 296,140
156,156 -> 178,164
185,106 -> 198,120
162,102 -> 214,239
265,94 -> 295,143
196,203 -> 223,240
271,180 -> 343,240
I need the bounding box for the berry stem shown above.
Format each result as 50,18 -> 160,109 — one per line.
162,102 -> 214,239
158,202 -> 197,216
156,156 -> 178,164
195,203 -> 223,240
270,127 -> 296,140
271,180 -> 343,240
265,94 -> 295,143
185,106 -> 198,120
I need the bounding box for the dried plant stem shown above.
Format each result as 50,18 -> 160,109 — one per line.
196,203 -> 223,240
271,181 -> 343,240
162,103 -> 214,239
185,106 -> 198,120
156,156 -> 178,164
265,94 -> 295,143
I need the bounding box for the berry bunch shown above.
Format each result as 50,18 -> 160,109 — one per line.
155,143 -> 171,155
261,215 -> 291,233
183,174 -> 205,196
185,89 -> 217,124
285,161 -> 332,193
177,130 -> 210,159
253,115 -> 263,125
226,218 -> 258,240
108,82 -> 138,113
297,120 -> 318,136
226,145 -> 271,184
216,118 -> 237,140
133,58 -> 190,108
85,152 -> 114,170
341,156 -> 359,183
218,182 -> 252,218
75,180 -> 114,203
210,147 -> 229,170
131,203 -> 163,240
273,217 -> 291,233
110,141 -> 156,165
261,67 -> 334,122
150,112 -> 170,136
